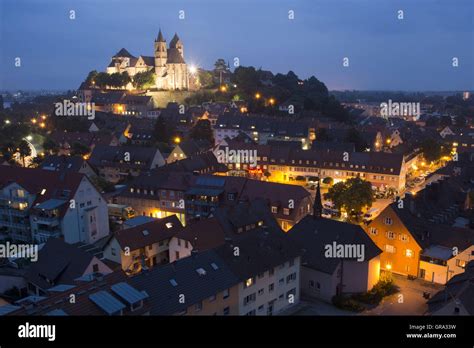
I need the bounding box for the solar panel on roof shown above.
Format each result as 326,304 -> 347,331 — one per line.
89,290 -> 126,315
110,282 -> 148,305
46,309 -> 68,316
0,304 -> 21,316
48,284 -> 76,292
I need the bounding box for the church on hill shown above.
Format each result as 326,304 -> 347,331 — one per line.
106,29 -> 189,90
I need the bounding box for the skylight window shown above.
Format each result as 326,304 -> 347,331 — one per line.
211,263 -> 219,270
40,189 -> 46,195
165,222 -> 173,229
196,268 -> 207,276
142,230 -> 149,236
169,279 -> 178,286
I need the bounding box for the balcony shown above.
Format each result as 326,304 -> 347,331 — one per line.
35,228 -> 61,238
31,215 -> 60,226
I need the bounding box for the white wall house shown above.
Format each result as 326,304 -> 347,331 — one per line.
237,256 -> 300,316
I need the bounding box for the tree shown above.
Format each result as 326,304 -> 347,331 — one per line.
324,177 -> 374,221
316,128 -> 331,141
153,116 -> 172,143
43,139 -> 59,155
84,70 -> 98,87
133,70 -> 155,89
197,69 -> 214,88
0,94 -> 4,111
455,115 -> 467,127
108,72 -> 125,88
439,116 -> 452,127
94,72 -> 111,89
190,119 -> 215,144
71,142 -> 90,157
344,128 -> 368,152
18,140 -> 31,167
420,138 -> 443,162
233,66 -> 260,93
322,177 -> 333,186
0,142 -> 15,162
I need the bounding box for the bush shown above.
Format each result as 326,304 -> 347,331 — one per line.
352,278 -> 397,305
332,295 -> 365,312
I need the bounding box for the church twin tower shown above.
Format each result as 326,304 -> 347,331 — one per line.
107,29 -> 189,90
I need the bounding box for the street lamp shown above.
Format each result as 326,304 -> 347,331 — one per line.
220,85 -> 227,92
255,93 -> 261,99
174,137 -> 181,144
189,65 -> 197,74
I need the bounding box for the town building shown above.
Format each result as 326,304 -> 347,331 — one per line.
167,139 -> 211,164
428,261 -> 474,315
25,238 -> 113,296
5,271 -> 150,316
287,184 -> 381,302
102,215 -> 184,275
88,145 -> 166,183
0,166 -> 110,244
40,155 -> 98,180
128,249 -> 240,315
214,114 -> 316,146
364,180 -> 474,283
216,140 -> 408,192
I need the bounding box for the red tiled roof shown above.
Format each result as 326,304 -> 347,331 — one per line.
113,215 -> 184,251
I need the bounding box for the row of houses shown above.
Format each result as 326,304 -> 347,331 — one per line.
115,171 -> 313,231
2,188 -> 385,316
215,139 -> 410,192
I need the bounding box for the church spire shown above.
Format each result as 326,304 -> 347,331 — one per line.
170,33 -> 180,47
156,29 -> 165,42
313,179 -> 323,219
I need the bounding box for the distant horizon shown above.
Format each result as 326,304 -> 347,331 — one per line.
1,0 -> 473,91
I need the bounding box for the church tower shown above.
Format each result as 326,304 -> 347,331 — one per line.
170,33 -> 184,58
313,180 -> 323,219
154,29 -> 167,87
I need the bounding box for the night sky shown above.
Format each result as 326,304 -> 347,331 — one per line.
0,0 -> 473,91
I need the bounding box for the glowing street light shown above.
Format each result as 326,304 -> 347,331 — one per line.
5,119 -> 10,124
255,93 -> 261,99
39,122 -> 46,128
220,85 -> 227,92
41,115 -> 47,120
174,136 -> 181,144
26,135 -> 33,141
269,98 -> 275,106
31,118 -> 37,124
189,65 -> 197,74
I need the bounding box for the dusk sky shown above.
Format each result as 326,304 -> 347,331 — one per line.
1,0 -> 473,91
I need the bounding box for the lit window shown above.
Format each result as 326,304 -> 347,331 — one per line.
244,277 -> 254,288
385,244 -> 396,253
387,231 -> 396,239
370,227 -> 378,235
405,249 -> 413,258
